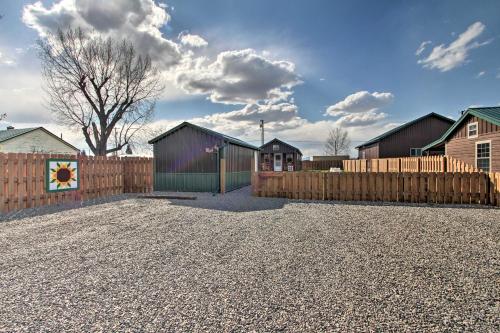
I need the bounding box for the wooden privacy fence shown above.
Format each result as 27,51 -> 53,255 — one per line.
252,171 -> 500,206
0,153 -> 153,214
302,160 -> 343,171
343,156 -> 479,173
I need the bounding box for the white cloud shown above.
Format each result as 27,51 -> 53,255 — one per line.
476,71 -> 485,78
325,91 -> 394,116
333,110 -> 387,127
0,70 -> 50,123
22,0 -> 181,68
417,22 -> 491,72
415,40 -> 431,56
179,33 -> 208,48
0,50 -> 16,66
176,49 -> 301,105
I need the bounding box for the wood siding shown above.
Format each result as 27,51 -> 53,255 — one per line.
379,116 -> 452,158
445,115 -> 500,172
358,143 -> 379,159
259,139 -> 302,171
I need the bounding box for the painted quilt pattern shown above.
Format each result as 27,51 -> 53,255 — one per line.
47,160 -> 79,192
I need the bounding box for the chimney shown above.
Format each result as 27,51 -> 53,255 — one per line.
6,126 -> 14,130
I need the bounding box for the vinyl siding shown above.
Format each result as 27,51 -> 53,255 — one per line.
0,129 -> 79,154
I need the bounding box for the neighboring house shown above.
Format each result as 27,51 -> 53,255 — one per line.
259,138 -> 302,172
422,107 -> 500,172
148,122 -> 259,193
0,126 -> 79,154
356,112 -> 454,159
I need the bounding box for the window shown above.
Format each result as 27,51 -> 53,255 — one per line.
467,122 -> 478,138
476,141 -> 491,172
272,144 -> 280,151
410,148 -> 422,156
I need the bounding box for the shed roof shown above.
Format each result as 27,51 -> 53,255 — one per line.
422,106 -> 500,151
356,112 -> 455,149
0,127 -> 79,151
260,138 -> 303,155
148,122 -> 260,150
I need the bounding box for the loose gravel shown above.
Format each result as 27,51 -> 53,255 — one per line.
0,187 -> 498,332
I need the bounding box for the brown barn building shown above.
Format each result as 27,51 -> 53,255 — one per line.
423,107 -> 500,172
259,138 -> 302,171
356,113 -> 454,159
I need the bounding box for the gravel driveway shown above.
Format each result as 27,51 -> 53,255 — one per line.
0,187 -> 498,332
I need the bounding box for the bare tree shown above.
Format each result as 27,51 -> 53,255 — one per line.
324,127 -> 351,155
38,28 -> 163,155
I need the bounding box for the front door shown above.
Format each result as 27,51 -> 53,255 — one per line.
274,153 -> 282,172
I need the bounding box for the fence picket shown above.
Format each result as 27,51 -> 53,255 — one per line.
252,171 -> 500,208
0,154 -> 153,215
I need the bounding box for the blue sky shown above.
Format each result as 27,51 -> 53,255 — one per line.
1,0 -> 499,156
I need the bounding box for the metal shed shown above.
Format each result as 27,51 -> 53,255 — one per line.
148,122 -> 259,193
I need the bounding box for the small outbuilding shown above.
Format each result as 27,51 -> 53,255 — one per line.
422,107 -> 500,172
259,138 -> 302,172
356,112 -> 454,159
148,122 -> 259,193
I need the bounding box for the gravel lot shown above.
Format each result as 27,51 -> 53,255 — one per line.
0,187 -> 498,332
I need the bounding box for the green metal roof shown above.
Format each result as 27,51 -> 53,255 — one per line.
148,121 -> 260,150
356,112 -> 455,149
422,106 -> 500,151
0,127 -> 39,143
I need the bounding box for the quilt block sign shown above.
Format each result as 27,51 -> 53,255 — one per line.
46,159 -> 79,192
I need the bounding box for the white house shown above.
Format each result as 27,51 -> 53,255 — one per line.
0,126 -> 79,154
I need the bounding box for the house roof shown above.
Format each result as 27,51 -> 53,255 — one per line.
422,106 -> 500,151
0,127 -> 79,151
260,138 -> 303,155
148,121 -> 260,150
355,112 -> 455,149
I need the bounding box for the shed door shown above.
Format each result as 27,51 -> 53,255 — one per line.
274,153 -> 283,172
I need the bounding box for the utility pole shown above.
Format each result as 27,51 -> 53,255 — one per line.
259,119 -> 264,146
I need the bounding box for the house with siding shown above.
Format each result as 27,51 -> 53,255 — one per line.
0,126 -> 79,154
356,113 -> 454,159
259,138 -> 302,172
422,107 -> 500,172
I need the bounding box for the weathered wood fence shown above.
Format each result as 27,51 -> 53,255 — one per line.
0,153 -> 153,214
343,156 -> 479,173
252,171 -> 500,206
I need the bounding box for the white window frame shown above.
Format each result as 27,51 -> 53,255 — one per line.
272,144 -> 280,151
467,122 -> 478,139
410,148 -> 422,157
475,140 -> 491,172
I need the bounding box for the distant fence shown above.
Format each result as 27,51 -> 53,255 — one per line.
343,156 -> 479,173
302,159 -> 343,171
252,171 -> 500,206
0,153 -> 153,214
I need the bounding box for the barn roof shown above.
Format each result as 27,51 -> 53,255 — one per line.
355,112 -> 454,149
0,127 -> 79,151
422,106 -> 500,151
260,138 -> 303,155
148,122 -> 260,150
